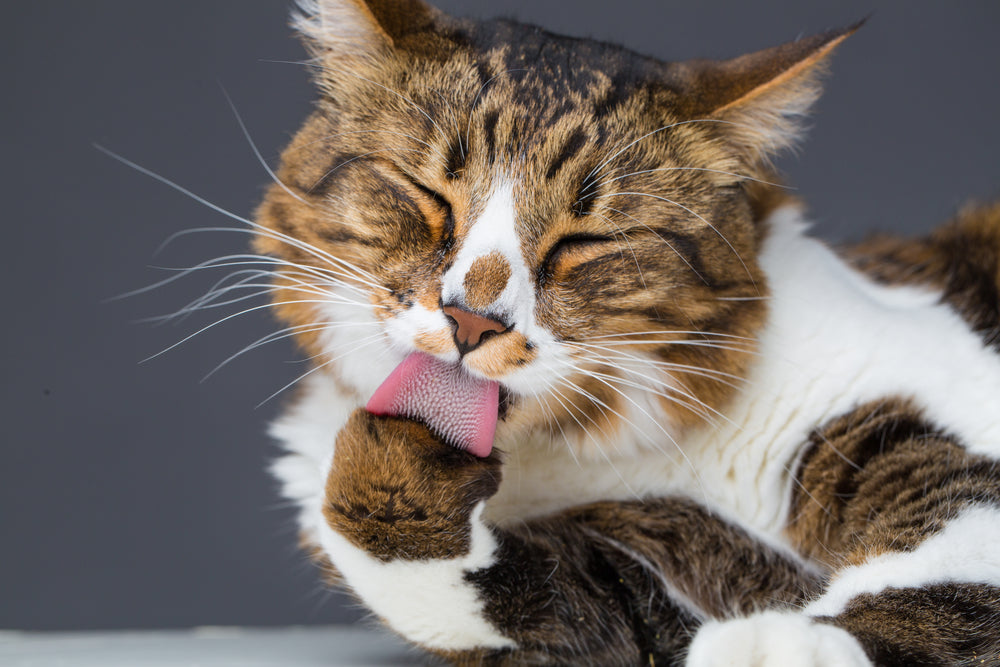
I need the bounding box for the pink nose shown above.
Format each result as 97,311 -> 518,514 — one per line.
442,305 -> 508,356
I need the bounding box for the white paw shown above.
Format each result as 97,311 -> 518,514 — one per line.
685,611 -> 872,667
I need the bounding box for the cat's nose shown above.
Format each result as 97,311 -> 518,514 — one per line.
442,304 -> 509,357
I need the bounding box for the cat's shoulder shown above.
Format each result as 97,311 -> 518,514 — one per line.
844,201 -> 1000,351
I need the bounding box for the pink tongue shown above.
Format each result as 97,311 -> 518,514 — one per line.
366,352 -> 499,457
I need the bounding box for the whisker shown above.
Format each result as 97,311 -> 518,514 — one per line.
596,190 -> 759,292
203,321 -> 378,381
598,205 -> 707,285
572,338 -> 757,356
584,118 -> 745,185
256,331 -> 389,408
96,145 -> 384,289
559,363 -> 710,500
153,229 -> 385,292
133,258 -> 366,307
542,376 -> 640,499
580,166 -> 790,198
221,86 -> 311,208
152,283 -> 375,325
582,330 -> 755,342
141,299 -> 371,362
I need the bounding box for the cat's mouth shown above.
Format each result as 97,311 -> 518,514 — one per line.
366,352 -> 507,457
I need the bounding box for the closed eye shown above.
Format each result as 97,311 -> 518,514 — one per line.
408,180 -> 455,249
539,233 -> 618,283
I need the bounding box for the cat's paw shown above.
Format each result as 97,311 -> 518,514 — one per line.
685,611 -> 872,667
323,408 -> 502,560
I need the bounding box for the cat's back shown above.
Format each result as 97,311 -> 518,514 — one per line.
846,201 -> 1000,352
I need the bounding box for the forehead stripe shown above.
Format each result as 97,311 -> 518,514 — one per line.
545,127 -> 589,180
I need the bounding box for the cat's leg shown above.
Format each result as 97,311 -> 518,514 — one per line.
320,408 -> 820,665
687,398 -> 1000,667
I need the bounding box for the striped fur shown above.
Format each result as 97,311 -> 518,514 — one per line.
254,1 -> 1000,664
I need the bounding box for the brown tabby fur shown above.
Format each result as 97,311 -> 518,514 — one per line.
249,2 -> 1000,665
256,8 -> 854,435
788,397 -> 1000,566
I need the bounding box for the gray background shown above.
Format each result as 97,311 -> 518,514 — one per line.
4,0 -> 999,631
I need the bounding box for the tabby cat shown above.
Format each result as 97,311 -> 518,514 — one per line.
256,1 -> 1000,664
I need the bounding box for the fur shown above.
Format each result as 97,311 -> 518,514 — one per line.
245,1 -> 1000,664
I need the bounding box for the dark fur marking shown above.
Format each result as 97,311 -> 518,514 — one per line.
545,127 -> 588,181
818,583 -> 1000,667
789,398 -> 1000,567
481,108 -> 500,165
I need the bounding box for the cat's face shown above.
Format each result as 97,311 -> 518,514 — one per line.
256,0 -> 851,449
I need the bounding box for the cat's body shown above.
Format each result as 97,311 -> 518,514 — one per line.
257,1 -> 1000,664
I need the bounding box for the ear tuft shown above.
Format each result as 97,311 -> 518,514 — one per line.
292,0 -> 436,61
670,21 -> 864,166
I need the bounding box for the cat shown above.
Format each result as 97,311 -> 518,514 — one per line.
254,0 -> 1000,664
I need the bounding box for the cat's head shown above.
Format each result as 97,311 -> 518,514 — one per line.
256,0 -> 854,454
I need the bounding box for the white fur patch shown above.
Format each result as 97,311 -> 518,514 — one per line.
674,206 -> 1000,535
686,611 -> 872,667
806,505 -> 1000,618
316,502 -> 515,651
269,372 -> 352,543
442,183 -> 533,325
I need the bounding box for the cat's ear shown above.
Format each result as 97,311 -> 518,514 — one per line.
292,0 -> 438,62
667,22 -> 862,166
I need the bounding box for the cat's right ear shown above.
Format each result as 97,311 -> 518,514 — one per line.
664,22 -> 863,168
292,0 -> 438,64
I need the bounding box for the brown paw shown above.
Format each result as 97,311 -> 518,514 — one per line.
323,409 -> 502,561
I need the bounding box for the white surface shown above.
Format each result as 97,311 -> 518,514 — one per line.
0,626 -> 421,667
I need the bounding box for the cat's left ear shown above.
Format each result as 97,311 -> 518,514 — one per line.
667,22 -> 863,166
292,0 -> 439,62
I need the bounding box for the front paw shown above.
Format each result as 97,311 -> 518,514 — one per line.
686,612 -> 872,667
323,408 -> 502,560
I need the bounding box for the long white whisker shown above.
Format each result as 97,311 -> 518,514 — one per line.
542,377 -> 639,499
580,166 -> 789,198
256,331 -> 388,408
572,338 -> 757,356
203,321 -> 378,381
221,87 -> 311,208
153,228 -> 386,293
142,299 -> 367,362
585,119 -> 743,185
137,259 -> 362,309
582,329 -> 755,342
597,191 -> 758,292
152,283 -> 375,325
599,205 -> 707,285
97,145 -> 386,299
583,367 -> 727,428
559,363 -> 710,500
